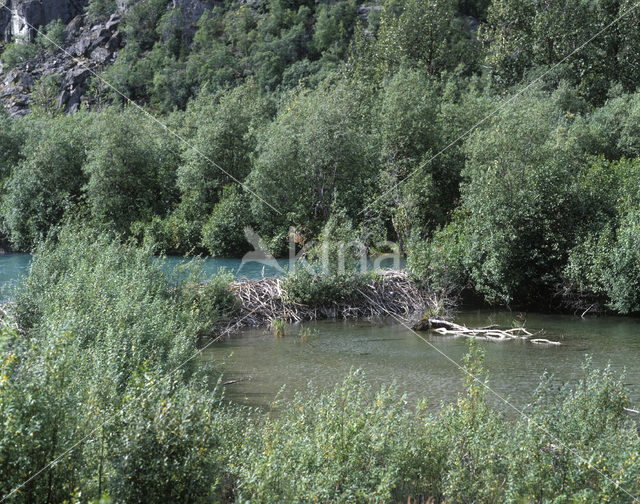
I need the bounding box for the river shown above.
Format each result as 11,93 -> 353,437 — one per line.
0,253 -> 292,298
2,253 -> 640,412
209,310 -> 640,413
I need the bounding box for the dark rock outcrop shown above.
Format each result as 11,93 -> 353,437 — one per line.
0,12 -> 123,115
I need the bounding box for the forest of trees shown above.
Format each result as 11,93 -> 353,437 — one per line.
2,0 -> 640,316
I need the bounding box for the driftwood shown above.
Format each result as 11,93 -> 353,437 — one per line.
219,270 -> 434,335
414,318 -> 561,345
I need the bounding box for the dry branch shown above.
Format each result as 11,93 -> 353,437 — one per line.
414,318 -> 561,345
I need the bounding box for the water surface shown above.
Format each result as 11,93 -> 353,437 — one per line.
0,253 -> 402,298
209,310 -> 640,412
5,252 -> 638,412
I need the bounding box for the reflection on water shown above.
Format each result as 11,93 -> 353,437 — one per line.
207,310 -> 640,412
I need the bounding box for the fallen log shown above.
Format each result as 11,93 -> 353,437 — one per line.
413,318 -> 561,345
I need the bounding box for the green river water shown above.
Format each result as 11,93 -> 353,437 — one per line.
2,253 -> 640,411
209,311 -> 640,412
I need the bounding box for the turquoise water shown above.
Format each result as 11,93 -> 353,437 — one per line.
5,252 -> 639,411
0,253 -> 290,298
0,253 -> 402,298
0,253 -> 31,297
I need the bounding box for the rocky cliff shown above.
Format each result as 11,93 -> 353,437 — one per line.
0,11 -> 122,115
0,0 -> 218,116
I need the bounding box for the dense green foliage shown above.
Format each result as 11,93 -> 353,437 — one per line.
231,352 -> 640,503
0,227 -> 236,502
4,259 -> 640,504
4,2 -> 640,498
1,0 -> 640,312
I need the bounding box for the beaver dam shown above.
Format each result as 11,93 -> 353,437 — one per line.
221,270 -> 437,333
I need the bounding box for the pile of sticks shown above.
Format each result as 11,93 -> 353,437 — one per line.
417,318 -> 561,345
226,270 -> 431,330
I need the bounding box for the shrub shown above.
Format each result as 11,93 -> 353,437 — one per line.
282,266 -> 372,307
1,38 -> 39,68
177,82 -> 270,222
83,108 -> 180,235
563,157 -> 640,313
35,19 -> 65,52
426,90 -> 585,307
248,79 -> 376,253
230,371 -> 443,503
482,0 -> 640,103
177,267 -> 238,337
109,372 -> 222,503
228,343 -> 640,503
0,110 -> 23,183
281,214 -> 373,306
1,19 -> 67,68
406,209 -> 471,291
86,0 -> 119,21
1,226 -> 234,502
201,185 -> 254,257
1,113 -> 90,250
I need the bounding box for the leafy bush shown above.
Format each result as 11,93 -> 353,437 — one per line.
282,266 -> 372,307
281,213 -> 373,306
563,157 -> 640,313
134,201 -> 204,255
109,373 -> 223,503
86,0 -> 119,21
482,0 -> 640,103
201,185 -> 254,256
1,113 -> 90,250
1,38 -> 39,68
35,19 -> 65,52
248,79 -> 376,253
0,110 -> 23,183
228,343 -> 640,503
83,108 -> 180,235
230,371 -> 443,503
424,90 -> 586,307
177,83 -> 269,222
1,226 -> 235,502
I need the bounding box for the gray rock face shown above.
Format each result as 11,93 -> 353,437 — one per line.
0,0 -> 89,42
0,12 -> 123,115
0,0 -> 220,116
166,0 -> 214,44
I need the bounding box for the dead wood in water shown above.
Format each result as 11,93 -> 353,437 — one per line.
413,318 -> 561,345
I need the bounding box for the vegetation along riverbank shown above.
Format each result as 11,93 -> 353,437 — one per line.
1,228 -> 639,503
2,0 -> 640,501
2,0 -> 640,317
